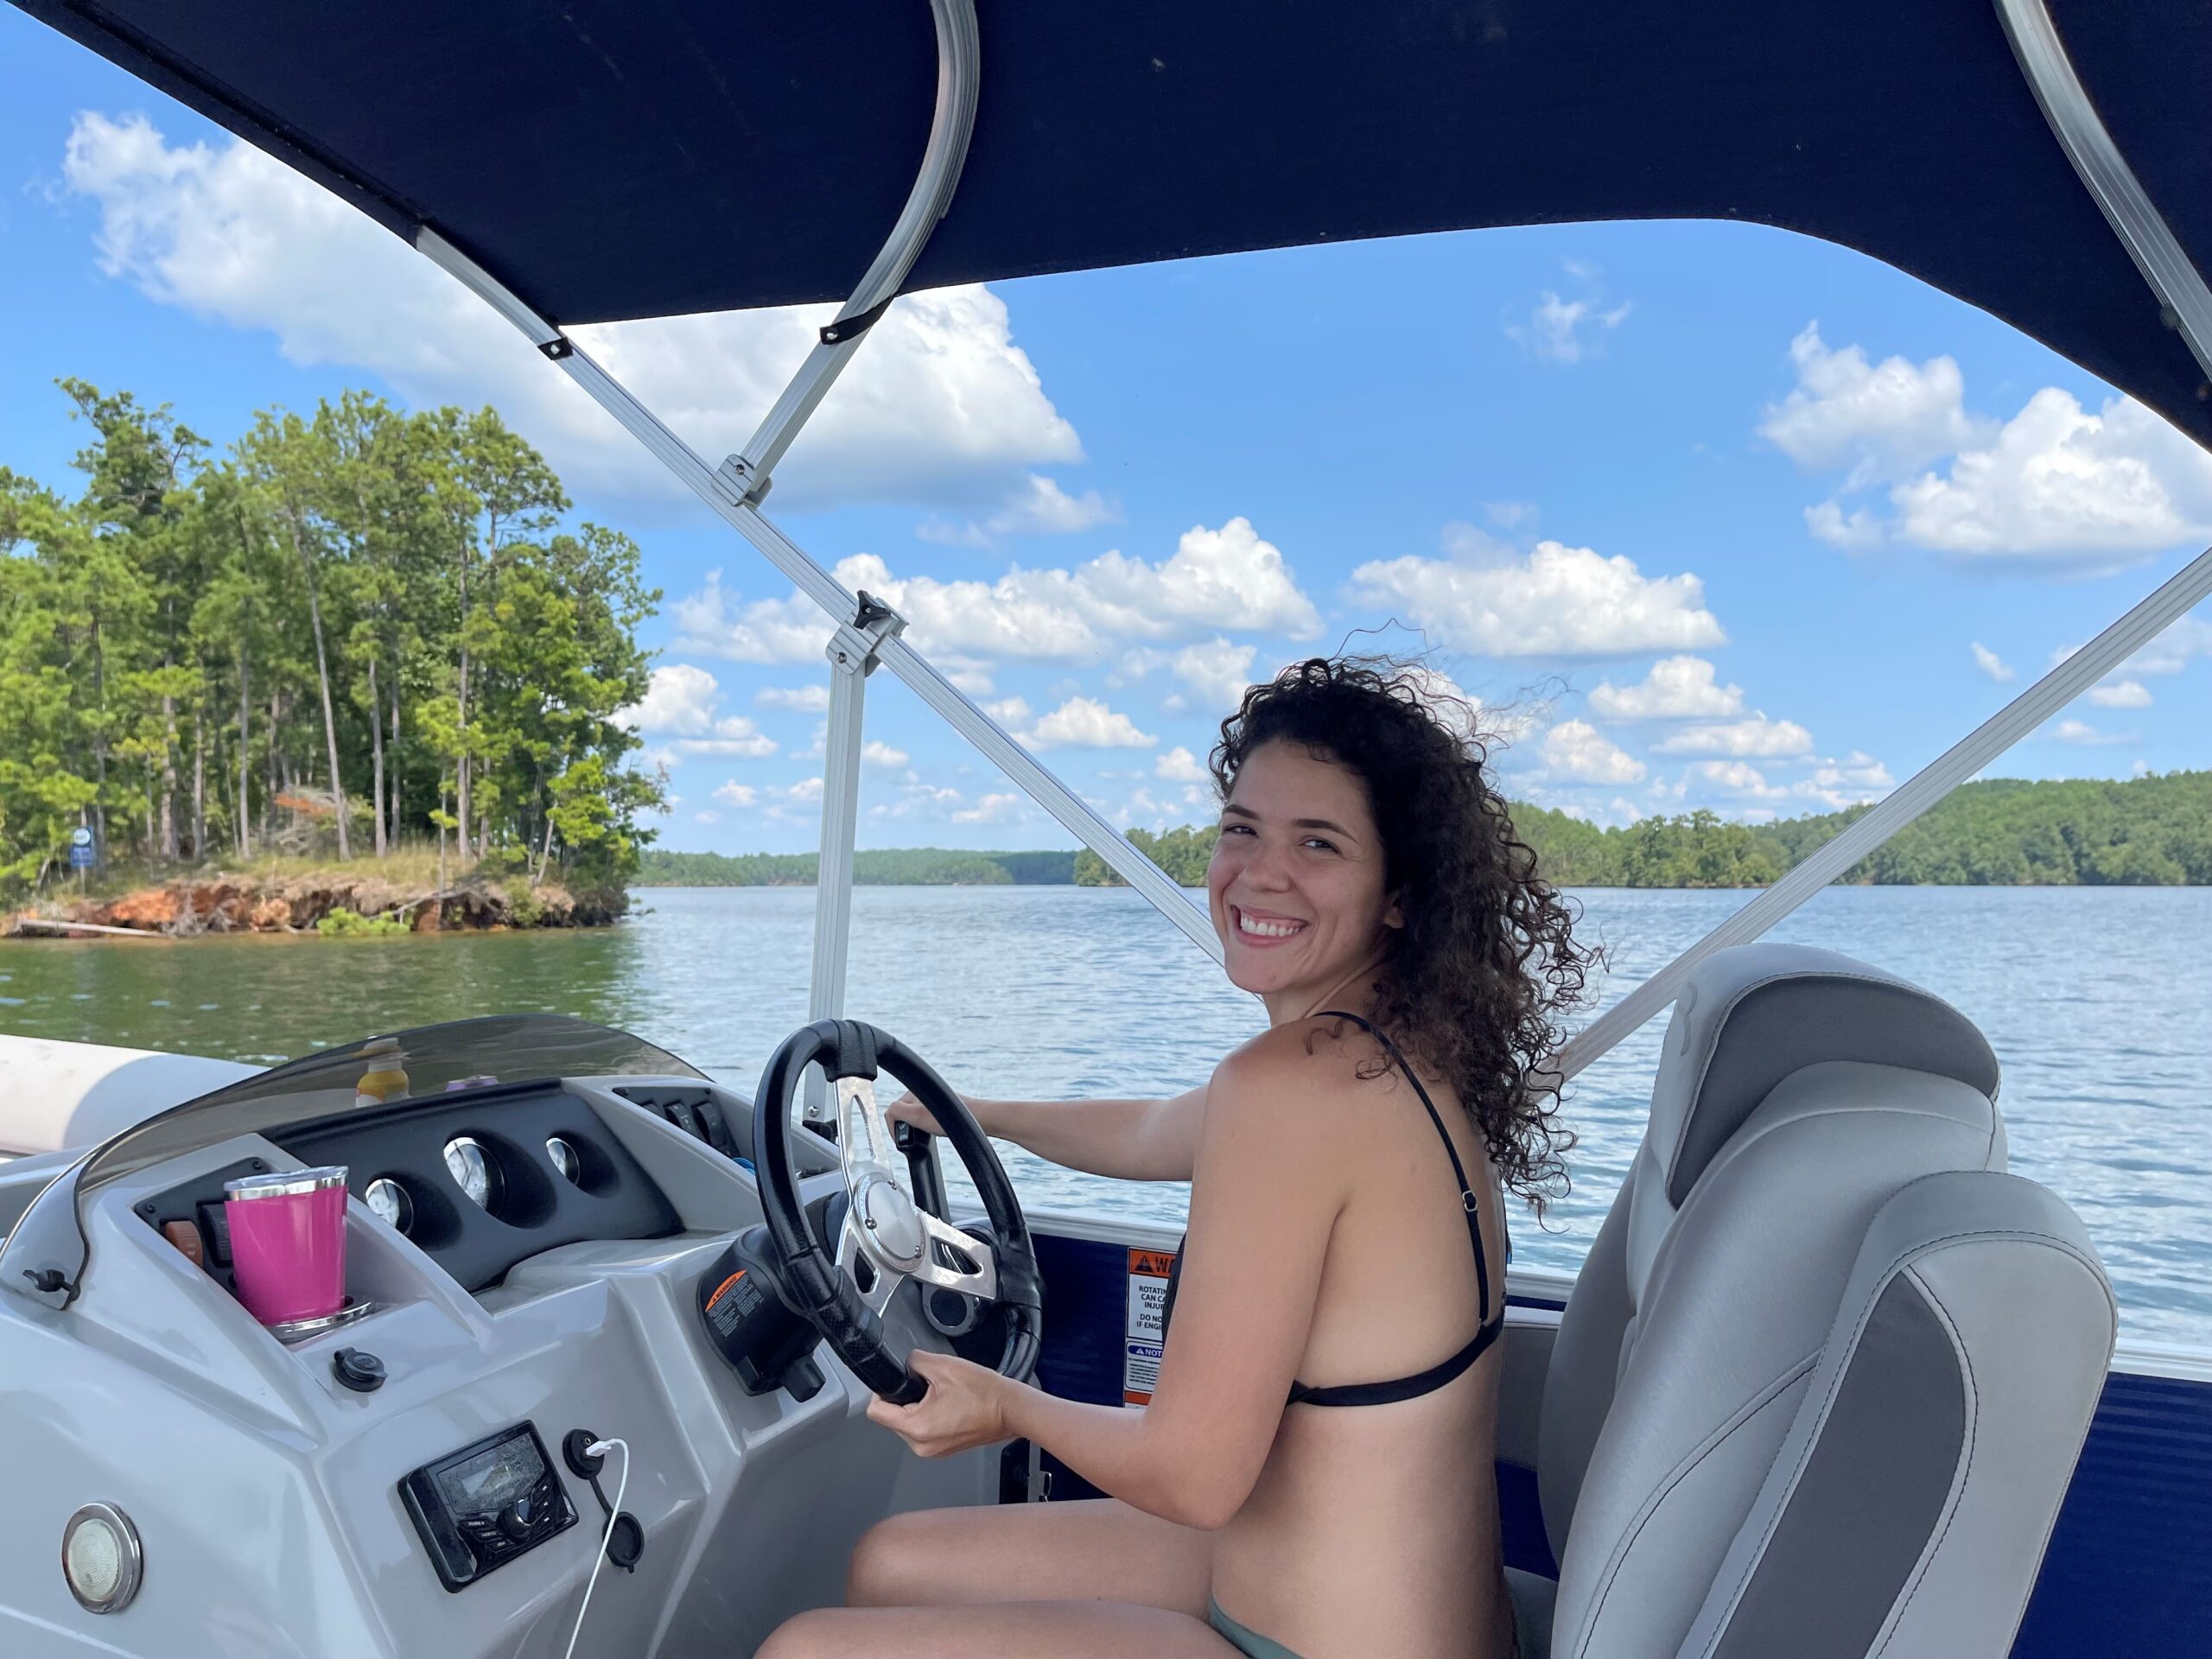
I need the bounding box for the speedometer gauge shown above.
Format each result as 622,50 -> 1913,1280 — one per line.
364,1178 -> 414,1234
442,1137 -> 499,1209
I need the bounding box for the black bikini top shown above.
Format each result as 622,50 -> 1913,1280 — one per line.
1160,1009 -> 1506,1408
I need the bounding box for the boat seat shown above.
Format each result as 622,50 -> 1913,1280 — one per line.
1516,944 -> 2113,1659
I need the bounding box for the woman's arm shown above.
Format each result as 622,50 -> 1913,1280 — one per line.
872,1033 -> 1351,1529
891,1086 -> 1207,1183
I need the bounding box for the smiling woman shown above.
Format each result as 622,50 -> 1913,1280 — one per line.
1205,659 -> 1599,1210
765,656 -> 1599,1659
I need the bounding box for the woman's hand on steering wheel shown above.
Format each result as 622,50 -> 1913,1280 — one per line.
866,1348 -> 1013,1458
882,1088 -> 946,1139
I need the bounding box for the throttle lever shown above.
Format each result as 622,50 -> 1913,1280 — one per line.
893,1120 -> 952,1225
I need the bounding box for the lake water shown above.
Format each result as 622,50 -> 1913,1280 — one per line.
2,884 -> 2206,1348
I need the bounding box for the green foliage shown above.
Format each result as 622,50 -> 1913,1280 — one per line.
634,848 -> 1077,887
1074,824 -> 1218,887
501,876 -> 545,927
1070,773 -> 2212,890
0,381 -> 664,901
987,849 -> 1081,885
315,906 -> 410,938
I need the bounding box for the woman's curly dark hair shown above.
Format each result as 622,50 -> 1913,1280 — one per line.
1211,656 -> 1598,1215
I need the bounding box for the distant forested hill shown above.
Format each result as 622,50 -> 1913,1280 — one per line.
1068,772 -> 2211,889
636,848 -> 1076,887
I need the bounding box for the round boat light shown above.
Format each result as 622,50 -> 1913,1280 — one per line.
61,1503 -> 143,1613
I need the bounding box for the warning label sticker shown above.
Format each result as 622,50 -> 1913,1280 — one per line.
1125,1247 -> 1176,1405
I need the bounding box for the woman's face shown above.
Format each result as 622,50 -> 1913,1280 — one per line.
1206,740 -> 1402,1017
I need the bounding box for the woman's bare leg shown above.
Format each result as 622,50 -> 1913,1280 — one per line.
844,1497 -> 1216,1614
757,1599 -> 1238,1659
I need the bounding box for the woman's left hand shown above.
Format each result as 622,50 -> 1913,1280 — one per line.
865,1349 -> 1014,1458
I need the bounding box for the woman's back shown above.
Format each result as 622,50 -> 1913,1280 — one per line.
1205,1015 -> 1514,1658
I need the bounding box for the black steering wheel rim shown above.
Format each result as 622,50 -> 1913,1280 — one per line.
751,1018 -> 1043,1404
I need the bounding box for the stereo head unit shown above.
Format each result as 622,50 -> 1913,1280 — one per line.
399,1421 -> 577,1592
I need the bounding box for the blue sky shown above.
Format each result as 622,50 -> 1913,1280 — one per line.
4,11 -> 2208,855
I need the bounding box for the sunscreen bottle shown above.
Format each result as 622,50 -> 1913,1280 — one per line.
355,1039 -> 410,1107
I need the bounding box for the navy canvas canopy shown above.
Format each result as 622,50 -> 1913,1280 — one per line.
16,1 -> 2212,447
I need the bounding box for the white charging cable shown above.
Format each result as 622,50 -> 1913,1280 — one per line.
561,1437 -> 630,1659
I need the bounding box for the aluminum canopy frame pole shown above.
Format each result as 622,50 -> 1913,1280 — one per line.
803,594 -> 906,1128
720,0 -> 981,506
1995,0 -> 2212,385
417,0 -> 1217,967
1554,0 -> 2212,1083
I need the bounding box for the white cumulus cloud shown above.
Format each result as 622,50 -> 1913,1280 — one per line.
1586,656 -> 1745,721
1541,720 -> 1647,784
1351,538 -> 1725,658
60,111 -> 1082,510
1508,264 -> 1631,364
1890,391 -> 2212,567
1021,696 -> 1157,751
1121,637 -> 1260,716
2088,680 -> 2152,709
2051,718 -> 2130,746
1760,325 -> 1989,486
1652,715 -> 1815,759
919,474 -> 1118,546
616,664 -> 777,761
755,683 -> 831,713
1155,747 -> 1211,785
1971,642 -> 2016,683
952,791 -> 1024,824
1764,323 -> 2212,571
675,518 -> 1316,668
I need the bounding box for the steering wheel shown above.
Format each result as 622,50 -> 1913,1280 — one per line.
750,1020 -> 1042,1404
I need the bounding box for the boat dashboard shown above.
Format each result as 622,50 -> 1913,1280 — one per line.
0,1019 -> 999,1659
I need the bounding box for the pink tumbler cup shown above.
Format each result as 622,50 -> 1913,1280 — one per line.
225,1166 -> 351,1326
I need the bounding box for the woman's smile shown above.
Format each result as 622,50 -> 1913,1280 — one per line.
1230,904 -> 1309,945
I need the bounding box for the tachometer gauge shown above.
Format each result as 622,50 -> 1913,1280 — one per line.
364,1178 -> 414,1234
545,1136 -> 582,1185
442,1137 -> 499,1210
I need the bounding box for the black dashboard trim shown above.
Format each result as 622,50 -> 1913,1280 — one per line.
276,1084 -> 683,1293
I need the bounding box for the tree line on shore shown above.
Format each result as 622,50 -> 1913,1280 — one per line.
1070,772 -> 2212,888
640,771 -> 2208,893
0,381 -> 662,900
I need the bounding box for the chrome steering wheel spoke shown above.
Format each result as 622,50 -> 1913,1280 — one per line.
836,1074 -> 899,1182
910,1209 -> 998,1302
836,1208 -> 904,1316
830,1071 -> 997,1312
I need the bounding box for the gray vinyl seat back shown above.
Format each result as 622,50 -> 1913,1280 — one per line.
1537,944 -> 2114,1659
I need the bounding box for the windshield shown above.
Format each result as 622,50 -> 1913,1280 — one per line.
73,1014 -> 706,1202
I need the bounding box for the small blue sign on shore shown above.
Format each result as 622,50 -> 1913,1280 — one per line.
68,827 -> 95,869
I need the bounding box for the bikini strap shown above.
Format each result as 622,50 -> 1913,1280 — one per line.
1316,1010 -> 1496,1325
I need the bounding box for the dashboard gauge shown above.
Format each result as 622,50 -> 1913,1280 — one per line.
442,1137 -> 499,1210
545,1136 -> 582,1185
364,1178 -> 415,1234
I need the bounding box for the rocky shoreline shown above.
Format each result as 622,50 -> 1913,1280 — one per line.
4,873 -> 625,938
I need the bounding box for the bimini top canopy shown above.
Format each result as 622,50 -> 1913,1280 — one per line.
16,1 -> 2212,446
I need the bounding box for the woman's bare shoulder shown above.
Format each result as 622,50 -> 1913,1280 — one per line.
1209,1017 -> 1399,1122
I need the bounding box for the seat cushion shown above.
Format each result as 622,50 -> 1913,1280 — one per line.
1506,1566 -> 1556,1659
